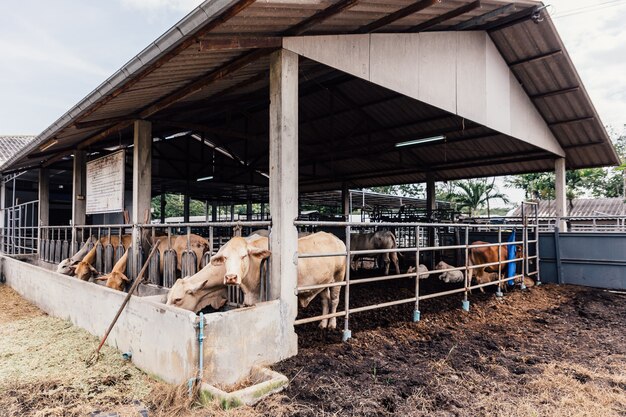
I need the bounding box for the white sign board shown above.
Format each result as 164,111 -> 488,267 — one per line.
86,150 -> 125,214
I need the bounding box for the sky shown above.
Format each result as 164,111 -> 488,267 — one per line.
0,0 -> 625,205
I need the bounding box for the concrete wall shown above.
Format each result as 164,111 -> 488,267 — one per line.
1,255 -> 293,386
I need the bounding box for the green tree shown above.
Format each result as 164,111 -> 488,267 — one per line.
151,194 -> 207,220
368,183 -> 424,197
447,179 -> 509,217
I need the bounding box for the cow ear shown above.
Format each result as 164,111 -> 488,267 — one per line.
210,254 -> 225,266
89,265 -> 99,274
121,274 -> 131,283
248,246 -> 271,259
95,276 -> 108,281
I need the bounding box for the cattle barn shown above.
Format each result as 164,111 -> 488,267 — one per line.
0,0 -> 619,394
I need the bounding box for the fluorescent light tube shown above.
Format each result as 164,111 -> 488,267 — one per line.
394,135 -> 446,148
197,176 -> 214,182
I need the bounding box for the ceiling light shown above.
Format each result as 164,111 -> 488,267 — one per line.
197,176 -> 214,182
394,135 -> 446,148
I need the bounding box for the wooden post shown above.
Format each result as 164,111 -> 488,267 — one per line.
269,49 -> 299,355
72,151 -> 87,226
555,158 -> 567,232
38,168 -> 50,227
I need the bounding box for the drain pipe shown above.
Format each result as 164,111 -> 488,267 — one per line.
188,312 -> 206,396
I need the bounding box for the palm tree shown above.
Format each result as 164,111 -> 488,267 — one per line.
448,179 -> 509,217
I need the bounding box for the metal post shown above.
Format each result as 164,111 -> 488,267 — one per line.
495,228 -> 503,297
521,204 -> 527,290
462,226 -> 470,311
413,225 -> 421,321
535,204 -> 541,284
343,224 -> 352,341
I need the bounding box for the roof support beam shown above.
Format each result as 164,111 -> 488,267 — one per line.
354,0 -> 440,34
453,3 -> 516,30
530,86 -> 579,100
408,1 -> 481,32
75,116 -> 136,130
509,50 -> 562,67
284,0 -> 359,36
482,5 -> 539,31
549,116 -> 595,127
199,36 -> 282,51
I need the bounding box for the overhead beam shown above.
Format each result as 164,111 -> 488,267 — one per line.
509,50 -> 562,67
453,3 -> 516,30
199,36 -> 282,51
75,116 -> 136,130
408,1 -> 481,32
482,5 -> 539,31
530,86 -> 579,100
152,120 -> 257,140
284,0 -> 359,36
548,116 -> 595,127
354,0 -> 440,33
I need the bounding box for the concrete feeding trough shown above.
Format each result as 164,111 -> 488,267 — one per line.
1,254 -> 295,394
200,366 -> 288,408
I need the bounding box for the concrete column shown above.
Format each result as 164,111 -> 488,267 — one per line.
183,195 -> 190,223
72,151 -> 87,226
555,158 -> 567,232
341,183 -> 350,220
38,168 -> 49,227
132,120 -> 152,224
269,49 -> 299,355
426,174 -> 436,221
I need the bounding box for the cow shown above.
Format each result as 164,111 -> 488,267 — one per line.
165,234 -> 268,312
407,264 -> 430,279
95,250 -> 130,291
57,237 -> 94,275
248,229 -> 311,239
174,232 -> 346,329
435,261 -> 465,284
70,235 -> 133,281
468,241 -> 522,292
152,233 -> 209,275
350,230 -> 400,275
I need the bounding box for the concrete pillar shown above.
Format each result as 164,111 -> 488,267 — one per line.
183,195 -> 190,223
72,151 -> 87,226
555,158 -> 567,232
269,49 -> 299,355
132,120 -> 152,224
38,169 -> 49,227
341,183 -> 350,220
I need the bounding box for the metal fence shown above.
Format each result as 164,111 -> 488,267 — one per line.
1,201 -> 39,255
293,202 -> 539,340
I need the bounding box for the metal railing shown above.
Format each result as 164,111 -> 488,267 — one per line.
292,202 -> 540,338
1,201 -> 39,255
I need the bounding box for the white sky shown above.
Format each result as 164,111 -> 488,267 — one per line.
0,0 -> 625,206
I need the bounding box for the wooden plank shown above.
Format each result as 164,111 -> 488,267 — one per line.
354,0 -> 440,33
408,1 -> 481,32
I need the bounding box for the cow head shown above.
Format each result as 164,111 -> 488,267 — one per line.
96,272 -> 130,291
73,261 -> 99,281
166,276 -> 227,312
209,237 -> 271,286
57,259 -> 77,275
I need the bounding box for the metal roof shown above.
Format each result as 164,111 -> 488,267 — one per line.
509,198 -> 626,218
0,136 -> 35,166
2,0 -> 618,196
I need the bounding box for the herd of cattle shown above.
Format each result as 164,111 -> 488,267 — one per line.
55,229 -> 525,325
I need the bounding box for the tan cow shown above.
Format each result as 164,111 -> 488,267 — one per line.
57,238 -> 94,275
468,241 -> 522,292
96,250 -> 130,291
435,261 -> 465,284
71,235 -> 132,281
209,232 -> 346,329
153,234 -> 209,274
350,230 -> 400,275
165,263 -> 228,312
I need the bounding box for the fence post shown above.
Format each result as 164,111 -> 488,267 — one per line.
462,226 -> 470,312
496,228 -> 503,297
414,225 -> 421,322
343,224 -> 352,341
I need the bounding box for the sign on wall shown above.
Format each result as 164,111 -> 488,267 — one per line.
86,150 -> 125,214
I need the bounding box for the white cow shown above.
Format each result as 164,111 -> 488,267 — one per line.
435,261 -> 465,283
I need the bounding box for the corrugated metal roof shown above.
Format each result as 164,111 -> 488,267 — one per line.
0,136 -> 35,166
509,198 -> 626,218
1,0 -> 618,196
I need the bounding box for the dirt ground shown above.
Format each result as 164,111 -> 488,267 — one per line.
1,281 -> 625,416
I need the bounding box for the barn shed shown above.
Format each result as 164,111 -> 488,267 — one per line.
0,0 -> 619,390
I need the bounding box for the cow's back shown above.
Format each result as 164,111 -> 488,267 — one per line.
299,232 -> 346,286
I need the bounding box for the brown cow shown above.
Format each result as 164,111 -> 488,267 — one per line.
468,241 -> 521,292
71,235 -> 132,281
57,238 -> 95,275
96,250 -> 130,291
209,232 -> 346,329
153,234 -> 209,274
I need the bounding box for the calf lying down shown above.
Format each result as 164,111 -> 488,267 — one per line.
435,261 -> 465,283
